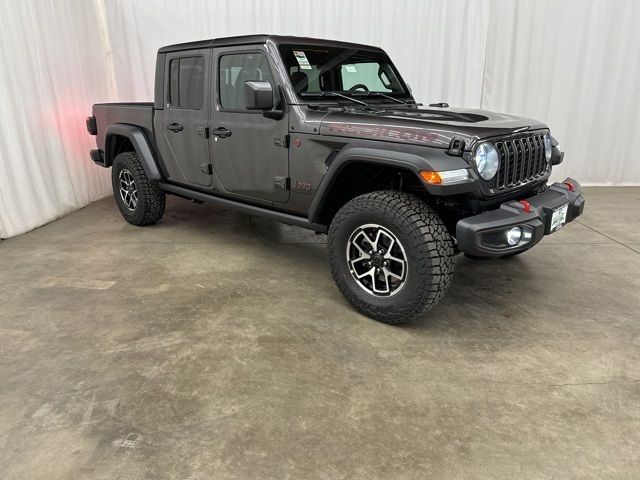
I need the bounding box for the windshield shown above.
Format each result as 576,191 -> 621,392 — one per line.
278,44 -> 410,101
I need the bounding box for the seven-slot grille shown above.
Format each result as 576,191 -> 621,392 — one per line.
493,133 -> 548,189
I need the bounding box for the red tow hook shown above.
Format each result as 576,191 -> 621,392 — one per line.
564,181 -> 575,192
518,200 -> 532,213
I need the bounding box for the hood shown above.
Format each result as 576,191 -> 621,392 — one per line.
319,106 -> 547,150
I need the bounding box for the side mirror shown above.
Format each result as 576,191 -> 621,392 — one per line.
244,81 -> 274,110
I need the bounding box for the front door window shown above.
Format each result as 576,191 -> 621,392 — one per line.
218,53 -> 275,110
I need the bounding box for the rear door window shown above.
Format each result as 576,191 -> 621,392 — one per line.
169,56 -> 205,109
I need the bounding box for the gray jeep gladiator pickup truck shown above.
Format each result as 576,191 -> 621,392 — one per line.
87,34 -> 585,324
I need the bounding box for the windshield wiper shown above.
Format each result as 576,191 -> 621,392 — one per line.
301,91 -> 369,107
361,92 -> 407,104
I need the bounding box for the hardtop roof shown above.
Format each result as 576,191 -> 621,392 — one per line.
157,35 -> 382,54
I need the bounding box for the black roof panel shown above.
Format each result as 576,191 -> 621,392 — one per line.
158,35 -> 381,54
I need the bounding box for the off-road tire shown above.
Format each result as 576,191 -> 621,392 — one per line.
112,151 -> 165,226
328,191 -> 455,324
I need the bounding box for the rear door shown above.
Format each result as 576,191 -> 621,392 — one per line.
157,49 -> 212,187
210,46 -> 289,204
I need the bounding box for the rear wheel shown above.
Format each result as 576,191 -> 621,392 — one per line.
112,151 -> 165,226
328,191 -> 455,324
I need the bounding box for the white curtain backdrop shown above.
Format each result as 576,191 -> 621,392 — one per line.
0,0 -> 116,239
482,0 -> 640,186
105,0 -> 490,108
1,0 -> 639,238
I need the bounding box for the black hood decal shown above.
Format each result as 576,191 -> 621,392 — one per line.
320,106 -> 547,149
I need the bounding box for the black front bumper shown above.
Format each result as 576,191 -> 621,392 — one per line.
456,178 -> 585,257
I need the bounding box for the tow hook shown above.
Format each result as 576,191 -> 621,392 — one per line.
518,200 -> 532,213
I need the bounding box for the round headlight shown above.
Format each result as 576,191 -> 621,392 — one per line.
543,133 -> 552,163
474,143 -> 499,180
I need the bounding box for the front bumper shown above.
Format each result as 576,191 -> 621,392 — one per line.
455,178 -> 585,257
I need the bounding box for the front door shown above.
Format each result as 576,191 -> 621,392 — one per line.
210,47 -> 289,204
158,49 -> 212,187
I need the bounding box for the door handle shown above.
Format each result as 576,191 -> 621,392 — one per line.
211,127 -> 232,138
167,123 -> 183,132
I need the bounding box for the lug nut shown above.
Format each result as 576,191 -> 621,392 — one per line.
383,260 -> 389,266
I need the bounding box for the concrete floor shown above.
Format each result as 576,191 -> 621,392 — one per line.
0,187 -> 639,479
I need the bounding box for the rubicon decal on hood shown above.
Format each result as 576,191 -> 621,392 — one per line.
319,107 -> 547,148
324,122 -> 439,144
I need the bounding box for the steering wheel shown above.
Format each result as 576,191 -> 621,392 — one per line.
348,84 -> 369,92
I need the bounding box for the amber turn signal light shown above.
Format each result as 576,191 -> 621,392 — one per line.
419,170 -> 443,184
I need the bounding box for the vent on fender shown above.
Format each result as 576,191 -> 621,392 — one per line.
325,150 -> 340,170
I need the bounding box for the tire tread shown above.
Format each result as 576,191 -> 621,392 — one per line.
112,151 -> 165,226
328,190 -> 454,324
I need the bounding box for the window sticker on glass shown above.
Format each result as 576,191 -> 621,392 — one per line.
345,65 -> 357,73
293,51 -> 312,70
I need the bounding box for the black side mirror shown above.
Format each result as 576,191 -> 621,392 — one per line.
244,81 -> 274,110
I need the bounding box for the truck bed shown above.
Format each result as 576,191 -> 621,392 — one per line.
92,102 -> 155,150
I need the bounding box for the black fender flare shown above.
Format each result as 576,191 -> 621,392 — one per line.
105,124 -> 162,180
307,146 -> 449,224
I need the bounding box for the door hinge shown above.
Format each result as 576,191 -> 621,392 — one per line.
197,127 -> 210,139
274,176 -> 290,190
274,134 -> 290,148
200,163 -> 213,175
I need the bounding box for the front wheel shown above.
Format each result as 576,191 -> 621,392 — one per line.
328,191 -> 455,324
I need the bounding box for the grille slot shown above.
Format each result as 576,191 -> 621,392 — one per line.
494,133 -> 548,189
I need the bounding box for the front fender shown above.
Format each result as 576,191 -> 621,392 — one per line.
105,124 -> 161,180
307,145 -> 473,224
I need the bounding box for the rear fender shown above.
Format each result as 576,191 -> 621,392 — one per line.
105,124 -> 161,180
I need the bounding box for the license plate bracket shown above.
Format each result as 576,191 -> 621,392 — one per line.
548,203 -> 569,233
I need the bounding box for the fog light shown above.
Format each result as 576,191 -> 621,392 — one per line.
506,227 -> 522,246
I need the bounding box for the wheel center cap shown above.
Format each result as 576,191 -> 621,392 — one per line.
372,254 -> 383,267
